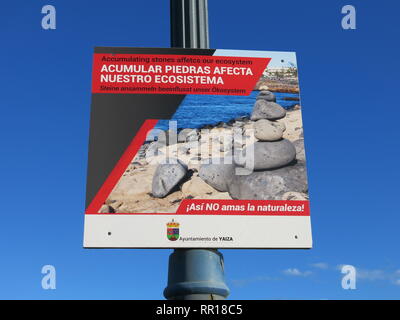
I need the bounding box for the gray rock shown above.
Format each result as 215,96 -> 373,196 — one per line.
187,134 -> 200,142
256,90 -> 276,102
254,119 -> 284,141
135,144 -> 148,160
250,99 -> 286,121
152,129 -> 178,146
145,142 -> 164,158
178,129 -> 199,142
199,159 -> 236,192
152,160 -> 188,198
218,134 -> 233,144
178,129 -> 191,142
147,128 -> 184,146
235,116 -> 250,122
238,139 -> 296,170
281,191 -> 308,201
228,160 -> 308,200
216,121 -> 228,128
166,129 -> 179,145
219,141 -> 233,152
178,145 -> 190,154
145,129 -> 160,143
293,139 -> 306,161
99,204 -> 114,213
232,121 -> 244,127
233,141 -> 244,150
272,121 -> 286,132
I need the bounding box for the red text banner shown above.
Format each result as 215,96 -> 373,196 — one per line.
92,54 -> 271,95
176,199 -> 310,216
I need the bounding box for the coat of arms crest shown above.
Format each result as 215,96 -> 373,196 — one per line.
167,219 -> 179,241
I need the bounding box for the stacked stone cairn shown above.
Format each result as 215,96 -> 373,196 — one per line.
151,90 -> 307,200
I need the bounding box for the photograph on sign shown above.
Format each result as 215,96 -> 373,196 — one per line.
83,48 -> 312,248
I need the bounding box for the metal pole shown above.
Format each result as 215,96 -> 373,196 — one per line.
164,0 -> 229,300
164,249 -> 229,300
170,0 -> 209,49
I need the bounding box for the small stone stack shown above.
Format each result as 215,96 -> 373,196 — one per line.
199,90 -> 308,200
242,90 -> 294,171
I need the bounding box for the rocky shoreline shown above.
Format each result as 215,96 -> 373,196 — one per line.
101,91 -> 308,214
255,80 -> 299,94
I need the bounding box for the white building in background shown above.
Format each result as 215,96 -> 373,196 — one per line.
263,60 -> 298,79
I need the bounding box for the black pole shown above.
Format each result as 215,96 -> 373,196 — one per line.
164,0 -> 229,300
170,0 -> 209,48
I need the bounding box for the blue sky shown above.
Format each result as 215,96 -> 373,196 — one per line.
0,0 -> 400,299
214,49 -> 297,68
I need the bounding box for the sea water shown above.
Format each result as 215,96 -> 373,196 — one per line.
155,91 -> 300,130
